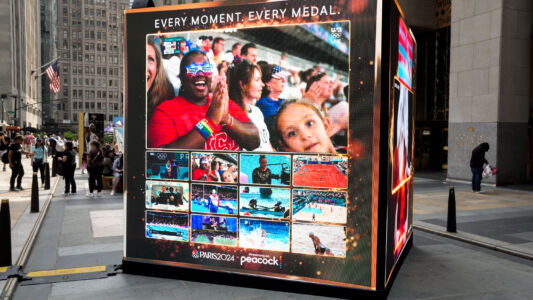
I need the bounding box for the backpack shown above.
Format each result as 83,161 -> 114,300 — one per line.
1,150 -> 8,164
52,138 -> 65,152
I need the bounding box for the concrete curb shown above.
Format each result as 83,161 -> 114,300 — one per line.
414,221 -> 533,261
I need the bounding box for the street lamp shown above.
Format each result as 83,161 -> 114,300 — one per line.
0,94 -> 5,124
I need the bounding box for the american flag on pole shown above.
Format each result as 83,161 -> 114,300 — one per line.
45,61 -> 61,93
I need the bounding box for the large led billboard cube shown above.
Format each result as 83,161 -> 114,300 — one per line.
124,0 -> 415,293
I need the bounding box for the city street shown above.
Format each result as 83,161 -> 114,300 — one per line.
2,169 -> 532,299
1,0 -> 532,299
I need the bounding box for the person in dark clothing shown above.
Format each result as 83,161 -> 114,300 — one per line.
1,136 -> 11,171
87,141 -> 104,196
470,142 -> 489,193
102,150 -> 115,176
8,135 -> 30,191
60,142 -> 77,194
252,155 -> 280,184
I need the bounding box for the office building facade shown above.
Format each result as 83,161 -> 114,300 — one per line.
51,0 -> 129,131
0,0 -> 42,129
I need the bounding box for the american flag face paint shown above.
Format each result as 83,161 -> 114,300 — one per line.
185,62 -> 213,77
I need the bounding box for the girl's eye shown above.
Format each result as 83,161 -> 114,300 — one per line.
306,120 -> 315,127
148,57 -> 155,63
287,130 -> 296,138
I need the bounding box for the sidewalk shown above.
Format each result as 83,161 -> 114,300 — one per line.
0,156 -> 60,294
413,175 -> 533,258
5,173 -> 533,299
0,155 -> 59,248
0,156 -> 48,228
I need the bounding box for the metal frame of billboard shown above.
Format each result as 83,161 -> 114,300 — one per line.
123,0 -> 415,296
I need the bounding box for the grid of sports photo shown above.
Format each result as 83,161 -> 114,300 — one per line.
145,151 -> 348,257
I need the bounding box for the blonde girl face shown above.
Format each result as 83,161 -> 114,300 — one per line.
276,103 -> 335,153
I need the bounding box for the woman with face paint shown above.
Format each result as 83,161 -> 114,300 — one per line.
227,59 -> 274,152
146,38 -> 175,120
147,50 -> 260,151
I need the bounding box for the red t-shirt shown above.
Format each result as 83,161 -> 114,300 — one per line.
192,168 -> 211,181
148,96 -> 250,150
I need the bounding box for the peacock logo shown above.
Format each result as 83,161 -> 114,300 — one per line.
192,250 -> 199,258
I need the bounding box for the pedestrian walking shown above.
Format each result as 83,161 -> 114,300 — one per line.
87,141 -> 104,196
8,135 -> 29,191
111,154 -> 123,196
31,137 -> 47,187
470,142 -> 489,193
23,132 -> 34,158
0,134 -> 10,171
60,141 -> 77,195
80,152 -> 87,174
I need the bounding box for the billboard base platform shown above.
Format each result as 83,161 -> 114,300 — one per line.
122,257 -> 387,299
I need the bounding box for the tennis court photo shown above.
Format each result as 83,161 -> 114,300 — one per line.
292,155 -> 348,189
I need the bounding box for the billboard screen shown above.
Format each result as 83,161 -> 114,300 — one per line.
384,5 -> 416,285
125,0 -> 382,290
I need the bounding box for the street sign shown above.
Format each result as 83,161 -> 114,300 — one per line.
7,111 -> 14,114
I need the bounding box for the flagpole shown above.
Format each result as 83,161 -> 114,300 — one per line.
31,56 -> 59,77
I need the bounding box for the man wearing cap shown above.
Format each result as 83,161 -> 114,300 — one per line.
192,158 -> 212,181
8,135 -> 30,191
257,64 -> 288,132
